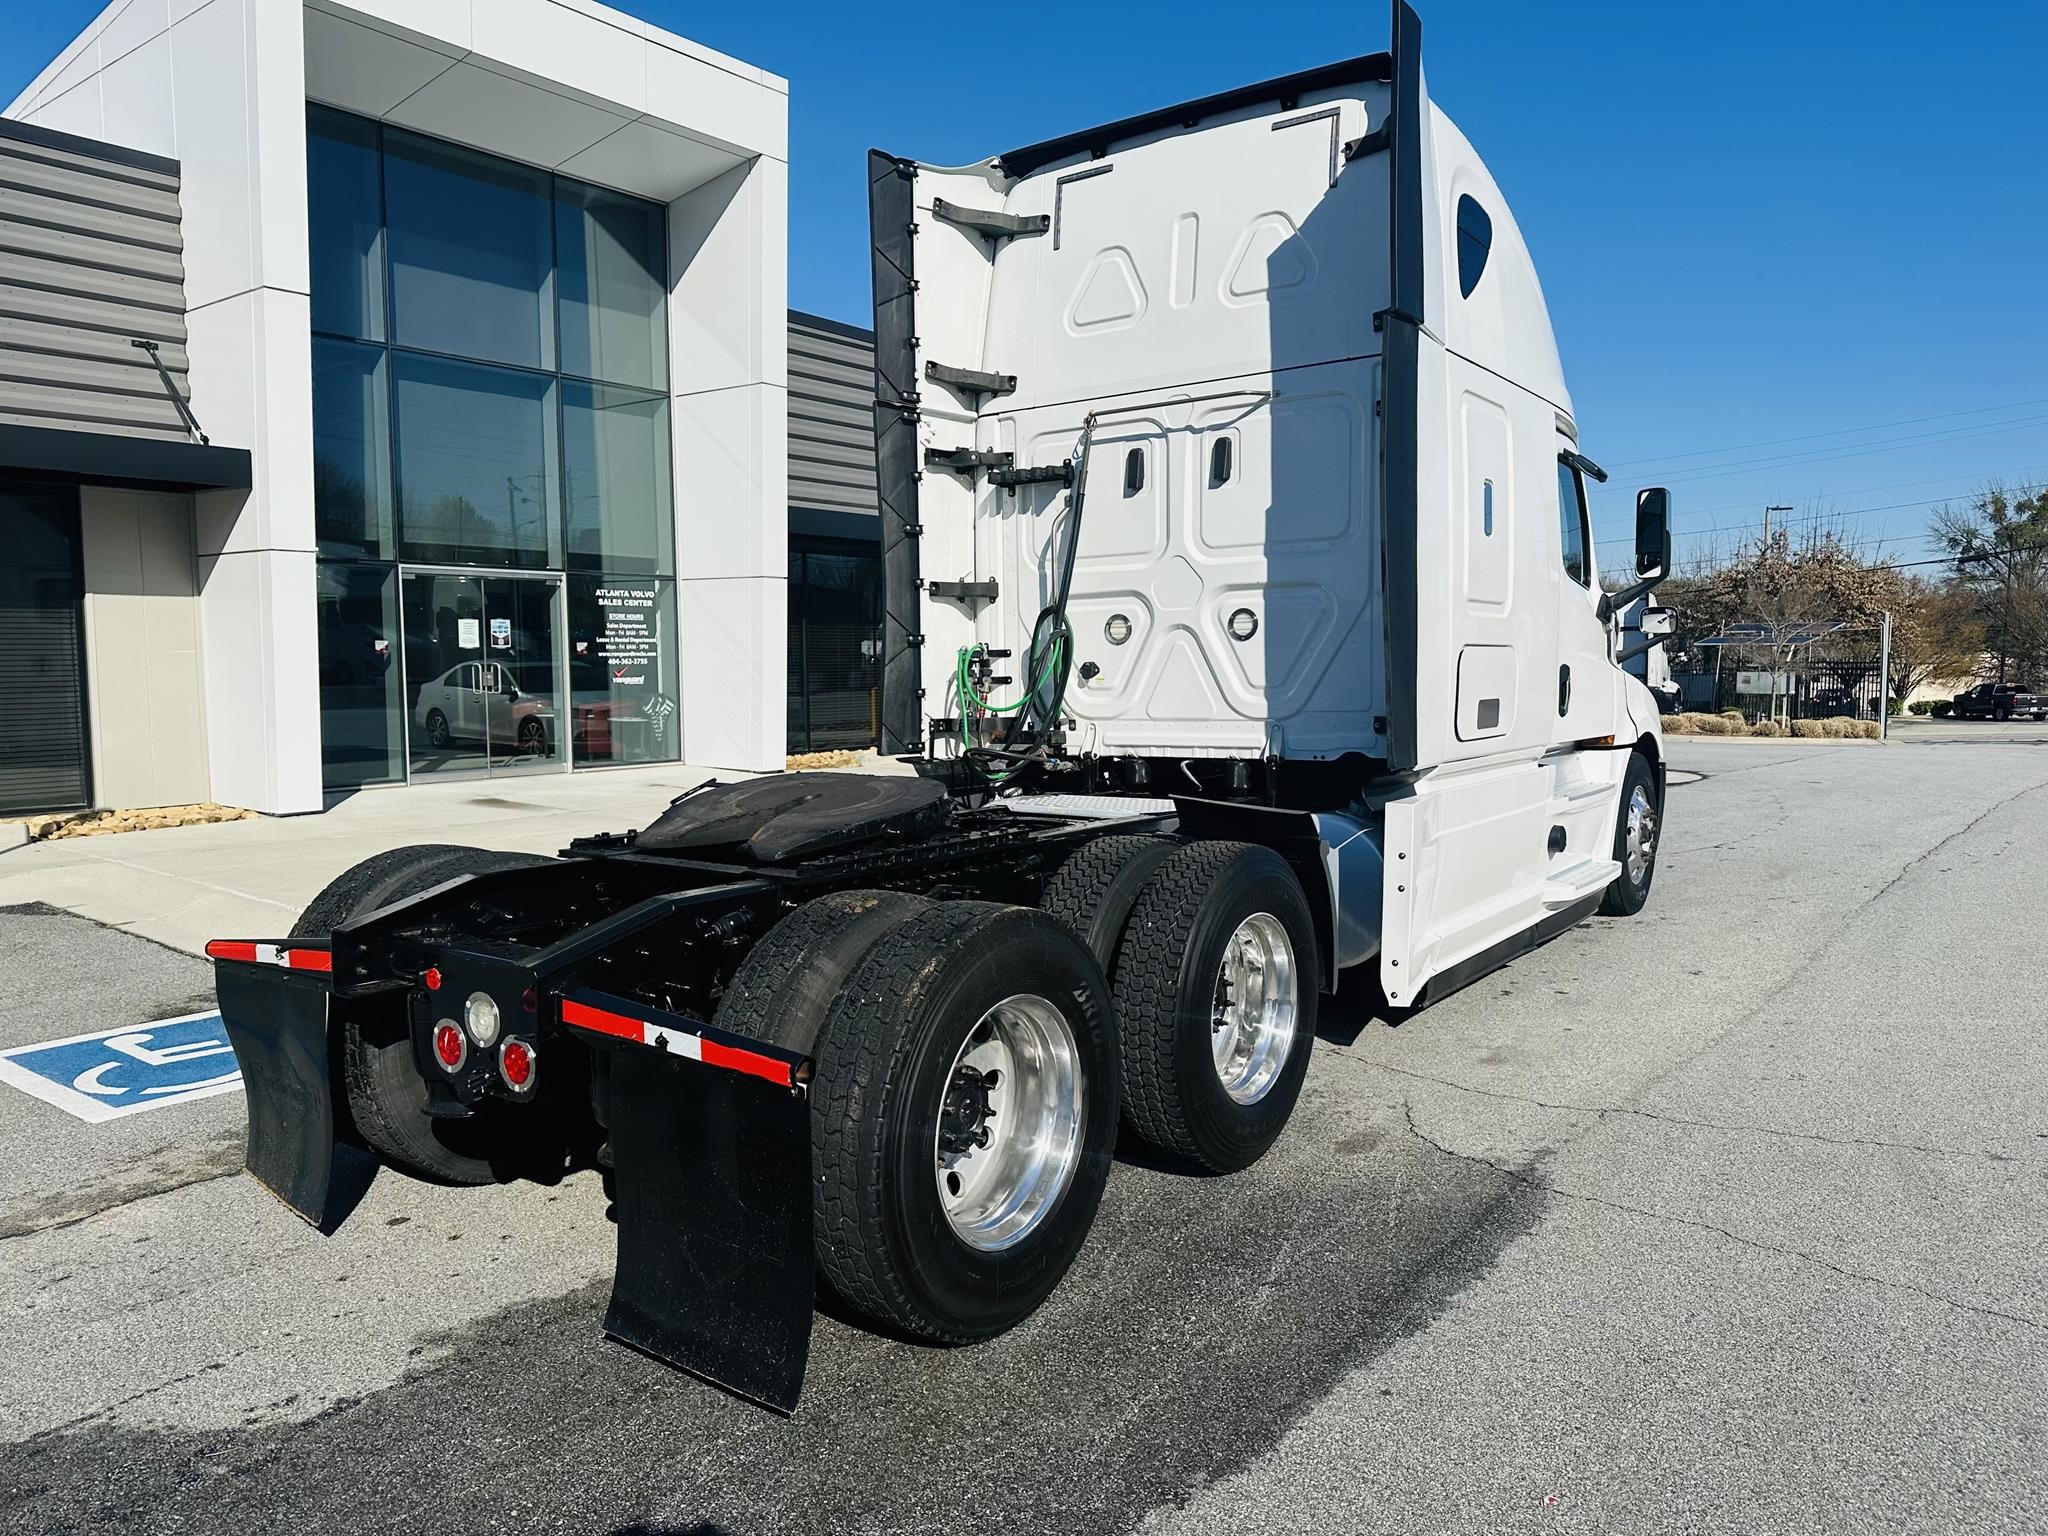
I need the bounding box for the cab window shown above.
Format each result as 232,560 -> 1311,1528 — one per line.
1556,461 -> 1591,588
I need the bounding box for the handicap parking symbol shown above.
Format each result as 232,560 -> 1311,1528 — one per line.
0,1012 -> 243,1123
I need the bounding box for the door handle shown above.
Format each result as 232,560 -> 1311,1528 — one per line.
1558,665 -> 1571,717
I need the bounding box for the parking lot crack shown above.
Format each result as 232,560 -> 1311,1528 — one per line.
1862,774 -> 2048,909
1361,1058 -> 2023,1164
1400,1103 -> 2045,1337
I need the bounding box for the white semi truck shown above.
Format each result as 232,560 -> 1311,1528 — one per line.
206,0 -> 1671,1414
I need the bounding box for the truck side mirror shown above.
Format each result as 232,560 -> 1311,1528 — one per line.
1635,487 -> 1672,578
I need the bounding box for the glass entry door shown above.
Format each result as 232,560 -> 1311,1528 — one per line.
402,572 -> 565,779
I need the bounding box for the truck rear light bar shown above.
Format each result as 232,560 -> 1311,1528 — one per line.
205,939 -> 333,975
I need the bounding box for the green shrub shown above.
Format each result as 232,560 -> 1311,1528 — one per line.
1908,699 -> 1934,716
1931,700 -> 1954,717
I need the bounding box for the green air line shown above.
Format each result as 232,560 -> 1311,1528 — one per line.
957,636 -> 1065,716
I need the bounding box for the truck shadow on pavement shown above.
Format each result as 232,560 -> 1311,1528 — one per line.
0,1022 -> 1546,1536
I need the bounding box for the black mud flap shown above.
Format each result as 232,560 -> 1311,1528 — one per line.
575,993 -> 814,1414
215,961 -> 335,1228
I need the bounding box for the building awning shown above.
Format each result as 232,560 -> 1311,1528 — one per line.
0,424 -> 252,492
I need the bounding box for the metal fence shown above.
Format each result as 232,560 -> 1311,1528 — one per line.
1672,617 -> 1891,724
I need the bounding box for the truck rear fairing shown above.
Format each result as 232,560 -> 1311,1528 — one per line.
874,1 -> 1665,1002
874,10 -> 1654,781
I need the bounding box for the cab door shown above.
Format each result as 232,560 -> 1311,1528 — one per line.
1551,450 -> 1615,743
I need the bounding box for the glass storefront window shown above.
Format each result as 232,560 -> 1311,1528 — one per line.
306,109 -> 680,784
556,181 -> 668,390
316,562 -> 404,790
561,382 -> 672,574
307,108 -> 383,343
312,339 -> 392,560
385,130 -> 555,372
568,576 -> 680,766
788,542 -> 883,753
393,354 -> 561,570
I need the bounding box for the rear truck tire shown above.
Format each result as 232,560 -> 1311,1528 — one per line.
1599,753 -> 1661,918
710,889 -> 934,1053
1111,841 -> 1319,1174
293,843 -> 551,1185
1038,834 -> 1179,973
807,901 -> 1118,1343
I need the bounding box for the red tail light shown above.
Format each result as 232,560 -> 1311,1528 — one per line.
423,966 -> 443,992
498,1039 -> 536,1093
432,1020 -> 467,1071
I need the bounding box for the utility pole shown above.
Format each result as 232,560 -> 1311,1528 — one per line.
1763,504 -> 1792,549
1878,610 -> 1893,740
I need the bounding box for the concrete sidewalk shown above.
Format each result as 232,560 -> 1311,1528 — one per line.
0,762 -> 745,955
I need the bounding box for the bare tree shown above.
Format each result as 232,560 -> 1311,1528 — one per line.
1658,530 -> 1905,720
1886,577 -> 1983,706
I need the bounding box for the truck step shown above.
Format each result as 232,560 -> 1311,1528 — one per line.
1547,778 -> 1611,813
1539,857 -> 1620,909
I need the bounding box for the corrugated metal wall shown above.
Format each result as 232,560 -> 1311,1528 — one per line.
0,120 -> 191,443
788,310 -> 877,517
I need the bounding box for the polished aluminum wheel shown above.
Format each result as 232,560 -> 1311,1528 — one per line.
934,993 -> 1084,1252
1210,912 -> 1298,1105
1624,783 -> 1659,885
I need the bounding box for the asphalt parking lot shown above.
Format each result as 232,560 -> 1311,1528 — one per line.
2,734 -> 2044,1535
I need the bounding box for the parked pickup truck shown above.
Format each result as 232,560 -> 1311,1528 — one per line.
1952,682 -> 2045,721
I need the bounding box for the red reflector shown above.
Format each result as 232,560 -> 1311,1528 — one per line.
206,940 -> 258,963
560,997 -> 643,1043
699,1038 -> 795,1088
423,967 -> 443,992
432,1021 -> 467,1071
499,1039 -> 535,1091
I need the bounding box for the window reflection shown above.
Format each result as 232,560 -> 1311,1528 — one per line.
312,339 -> 391,560
307,108 -> 383,343
316,563 -> 403,790
562,382 -> 672,573
394,354 -> 560,570
788,543 -> 883,752
557,183 -> 668,390
386,130 -> 555,372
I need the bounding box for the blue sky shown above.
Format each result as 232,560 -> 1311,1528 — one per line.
9,1 -> 2047,571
